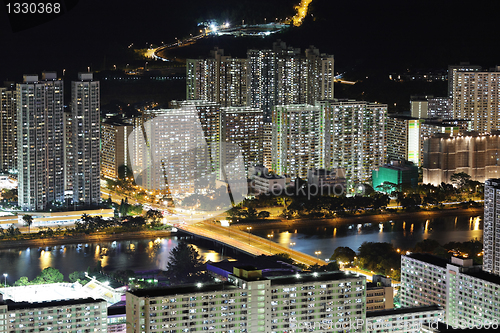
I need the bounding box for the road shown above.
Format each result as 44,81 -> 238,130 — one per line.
179,220 -> 326,267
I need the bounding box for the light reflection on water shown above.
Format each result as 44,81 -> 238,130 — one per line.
253,214 -> 483,261
0,214 -> 483,282
0,236 -> 225,283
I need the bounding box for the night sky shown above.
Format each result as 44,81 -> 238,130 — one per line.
1,0 -> 500,83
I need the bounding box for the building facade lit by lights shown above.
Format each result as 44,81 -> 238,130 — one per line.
451,66 -> 500,132
17,73 -> 65,211
483,179 -> 500,276
0,82 -> 17,173
101,121 -> 133,181
0,297 -> 108,333
71,73 -> 101,207
187,42 -> 334,120
318,100 -> 387,182
272,101 -> 386,182
126,270 -> 366,333
401,253 -> 500,328
186,48 -> 247,107
248,41 -> 334,119
423,132 -> 500,185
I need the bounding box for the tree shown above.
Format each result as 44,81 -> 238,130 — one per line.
413,239 -> 441,253
145,209 -> 163,227
450,172 -> 471,190
14,276 -> 30,286
69,271 -> 84,283
32,267 -> 64,284
331,247 -> 356,264
165,242 -> 204,283
22,214 -> 33,234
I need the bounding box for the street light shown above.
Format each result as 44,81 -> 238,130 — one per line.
246,227 -> 252,244
267,234 -> 273,254
315,251 -> 322,263
3,273 -> 7,287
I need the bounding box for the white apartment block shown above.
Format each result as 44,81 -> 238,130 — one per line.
187,41 -> 334,120
71,73 -> 101,206
248,42 -> 334,119
483,179 -> 500,275
385,115 -> 408,163
272,104 -> 323,180
17,72 -> 65,211
0,83 -> 17,173
447,63 -> 481,98
186,48 -> 247,108
365,305 -> 444,333
452,68 -> 500,133
126,271 -> 366,333
319,100 -> 386,182
0,297 -> 108,333
401,253 -> 500,328
221,107 -> 264,177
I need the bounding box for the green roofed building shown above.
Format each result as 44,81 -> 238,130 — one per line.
372,160 -> 418,193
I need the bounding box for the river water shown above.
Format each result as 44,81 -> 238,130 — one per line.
0,213 -> 482,283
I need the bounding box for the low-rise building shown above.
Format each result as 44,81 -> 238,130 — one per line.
366,275 -> 393,312
372,161 -> 418,193
249,165 -> 286,195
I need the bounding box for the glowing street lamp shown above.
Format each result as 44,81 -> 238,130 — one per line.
246,227 -> 252,244
3,273 -> 7,287
267,234 -> 274,253
315,251 -> 321,263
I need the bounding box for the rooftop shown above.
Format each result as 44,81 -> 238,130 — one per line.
128,283 -> 238,298
366,305 -> 443,318
5,297 -> 105,311
464,269 -> 500,286
268,271 -> 362,286
405,253 -> 448,268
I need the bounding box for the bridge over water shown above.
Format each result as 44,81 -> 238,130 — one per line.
178,221 -> 326,267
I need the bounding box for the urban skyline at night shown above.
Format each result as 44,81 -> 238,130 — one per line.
1,1 -> 500,332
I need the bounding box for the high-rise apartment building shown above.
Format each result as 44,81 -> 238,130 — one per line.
319,100 -> 387,182
17,73 -> 65,211
428,97 -> 453,119
126,270 -> 366,333
483,179 -> 500,275
272,101 -> 386,182
447,63 -> 482,98
272,104 -> 323,179
187,42 -> 334,120
385,115 -> 409,162
401,253 -> 500,328
451,67 -> 500,132
0,82 -> 16,173
248,41 -> 334,118
71,73 -> 101,207
221,106 -> 264,176
101,121 -> 133,180
0,297 -> 108,333
186,48 -> 247,107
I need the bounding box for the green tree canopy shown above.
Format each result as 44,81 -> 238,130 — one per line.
331,246 -> 356,264
32,267 -> 64,284
165,242 -> 205,284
